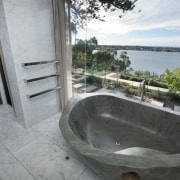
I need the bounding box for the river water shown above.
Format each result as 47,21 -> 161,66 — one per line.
117,50 -> 180,75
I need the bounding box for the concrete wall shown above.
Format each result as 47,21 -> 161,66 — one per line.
0,0 -> 60,127
0,0 -> 26,126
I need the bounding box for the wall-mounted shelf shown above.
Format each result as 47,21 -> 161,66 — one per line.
24,74 -> 59,83
22,60 -> 59,67
27,86 -> 60,98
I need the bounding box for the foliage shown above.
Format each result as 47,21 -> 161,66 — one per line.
114,51 -> 131,72
73,37 -> 98,53
125,67 -> 134,75
148,78 -> 168,89
73,39 -> 86,53
73,37 -> 132,73
122,85 -> 137,97
110,64 -> 116,71
129,76 -> 143,82
86,75 -> 102,85
134,70 -> 159,79
70,0 -> 138,28
120,75 -> 142,82
134,70 -> 143,77
151,90 -> 164,101
93,50 -> 115,71
120,74 -> 168,89
72,37 -> 98,68
112,80 -> 122,88
72,51 -> 86,68
168,91 -> 180,103
93,50 -> 131,73
163,68 -> 180,91
120,74 -> 129,80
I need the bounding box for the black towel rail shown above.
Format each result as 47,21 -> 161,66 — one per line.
24,74 -> 59,83
22,60 -> 59,67
27,86 -> 60,98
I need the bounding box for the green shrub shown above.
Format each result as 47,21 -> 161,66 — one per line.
151,90 -> 164,101
129,76 -> 143,82
168,91 -> 180,102
164,68 -> 180,91
112,81 -> 122,88
111,65 -> 115,72
120,74 -> 130,80
86,75 -> 102,85
122,86 -> 138,97
123,86 -> 132,97
148,79 -> 168,89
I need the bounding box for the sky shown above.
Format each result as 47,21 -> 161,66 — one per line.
74,0 -> 180,47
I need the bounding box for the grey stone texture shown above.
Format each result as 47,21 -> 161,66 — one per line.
60,93 -> 180,180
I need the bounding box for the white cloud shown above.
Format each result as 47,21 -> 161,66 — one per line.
75,0 -> 180,46
119,0 -> 180,30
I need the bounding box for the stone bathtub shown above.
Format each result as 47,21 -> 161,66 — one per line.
60,93 -> 180,180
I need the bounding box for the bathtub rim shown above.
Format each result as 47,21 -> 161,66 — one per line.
60,93 -> 180,169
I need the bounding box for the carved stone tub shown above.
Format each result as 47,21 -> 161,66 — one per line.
60,93 -> 180,180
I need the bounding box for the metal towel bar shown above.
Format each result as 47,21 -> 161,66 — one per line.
22,60 -> 59,67
27,86 -> 60,98
24,74 -> 59,83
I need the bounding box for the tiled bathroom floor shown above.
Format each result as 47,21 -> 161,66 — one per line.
0,105 -> 102,180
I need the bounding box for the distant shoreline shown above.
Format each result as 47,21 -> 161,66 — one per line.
96,45 -> 180,52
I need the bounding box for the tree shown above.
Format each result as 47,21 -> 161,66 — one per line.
72,51 -> 86,68
72,37 -> 98,68
73,39 -> 86,53
73,37 -> 98,54
164,68 -> 180,91
115,51 -> 131,72
73,39 -> 85,68
71,0 -> 138,28
94,50 -> 114,71
86,37 -> 98,55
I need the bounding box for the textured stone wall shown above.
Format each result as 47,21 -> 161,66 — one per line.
0,0 -> 60,127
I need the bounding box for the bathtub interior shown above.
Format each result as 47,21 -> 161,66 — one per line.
69,95 -> 180,154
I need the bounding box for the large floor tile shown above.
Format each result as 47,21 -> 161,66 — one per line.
32,111 -> 104,180
32,113 -> 61,143
32,113 -> 78,159
0,118 -> 40,153
14,136 -> 86,180
0,105 -> 15,122
78,168 -> 103,180
0,109 -> 101,180
0,143 -> 34,180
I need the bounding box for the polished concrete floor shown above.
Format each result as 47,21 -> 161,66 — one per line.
0,105 -> 102,180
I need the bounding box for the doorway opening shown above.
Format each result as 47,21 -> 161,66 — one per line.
0,55 -> 12,105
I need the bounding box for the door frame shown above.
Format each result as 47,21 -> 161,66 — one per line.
0,41 -> 14,106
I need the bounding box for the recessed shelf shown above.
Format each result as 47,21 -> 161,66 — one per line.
22,60 -> 59,67
27,86 -> 60,98
24,74 -> 59,83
